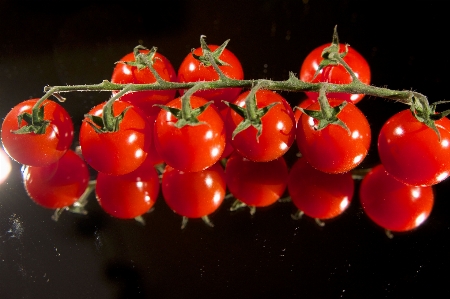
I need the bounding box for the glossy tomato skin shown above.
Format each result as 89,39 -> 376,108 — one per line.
96,156 -> 160,219
111,49 -> 177,117
226,90 -> 296,162
23,150 -> 89,209
360,164 -> 434,232
79,100 -> 152,175
378,110 -> 450,186
300,43 -> 371,104
154,96 -> 226,172
296,99 -> 371,173
162,163 -> 226,218
178,45 -> 244,110
225,153 -> 288,207
287,158 -> 354,219
1,99 -> 74,167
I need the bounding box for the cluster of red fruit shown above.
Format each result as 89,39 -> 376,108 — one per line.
1,36 -> 447,233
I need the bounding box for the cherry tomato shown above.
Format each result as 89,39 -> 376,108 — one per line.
111,48 -> 177,117
225,153 -> 288,207
226,90 -> 296,162
287,158 -> 354,219
96,156 -> 160,219
219,107 -> 234,159
79,100 -> 152,175
178,44 -> 244,110
360,164 -> 434,232
22,150 -> 89,209
300,43 -> 371,104
378,109 -> 450,186
162,163 -> 226,218
1,99 -> 74,167
296,99 -> 371,173
154,96 -> 226,172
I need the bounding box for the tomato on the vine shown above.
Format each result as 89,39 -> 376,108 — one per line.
162,163 -> 226,219
378,109 -> 450,186
287,158 -> 354,220
154,95 -> 226,172
1,99 -> 74,167
96,156 -> 160,219
300,43 -> 370,104
296,99 -> 371,173
111,47 -> 177,117
178,43 -> 244,110
22,150 -> 89,209
79,100 -> 152,175
225,153 -> 288,208
360,164 -> 434,232
226,90 -> 296,162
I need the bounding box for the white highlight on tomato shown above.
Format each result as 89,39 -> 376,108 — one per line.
340,196 -> 349,211
188,62 -> 196,72
134,149 -> 144,159
128,133 -> 137,143
394,126 -> 404,136
205,175 -> 213,188
122,65 -> 131,75
205,130 -> 213,140
276,121 -> 284,130
441,139 -> 449,148
210,147 -> 220,158
415,212 -> 427,227
353,154 -> 363,164
436,171 -> 449,182
411,187 -> 421,200
350,94 -> 360,101
213,191 -> 222,205
279,142 -> 288,151
0,148 -> 12,184
351,130 -> 360,139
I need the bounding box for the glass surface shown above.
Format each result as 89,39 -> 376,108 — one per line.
1,1 -> 449,298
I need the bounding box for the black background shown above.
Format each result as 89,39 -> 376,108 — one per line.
1,1 -> 449,298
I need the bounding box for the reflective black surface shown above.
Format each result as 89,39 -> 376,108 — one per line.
1,1 -> 449,298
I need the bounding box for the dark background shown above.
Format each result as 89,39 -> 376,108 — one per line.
1,0 -> 449,298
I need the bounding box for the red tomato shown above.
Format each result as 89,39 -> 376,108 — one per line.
225,153 -> 288,207
162,163 -> 226,218
96,156 -> 160,219
23,150 -> 89,209
296,99 -> 371,173
111,48 -> 177,117
226,90 -> 296,162
287,158 -> 354,219
378,109 -> 450,186
219,107 -> 235,159
178,44 -> 244,110
360,164 -> 434,232
300,43 -> 371,104
79,100 -> 152,175
154,96 -> 226,172
1,99 -> 74,167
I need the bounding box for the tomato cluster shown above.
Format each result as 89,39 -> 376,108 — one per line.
1,35 -> 448,234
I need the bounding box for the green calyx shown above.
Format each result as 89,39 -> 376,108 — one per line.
410,97 -> 450,140
155,101 -> 213,129
116,45 -> 158,70
12,102 -> 50,135
84,101 -> 131,134
192,35 -> 230,67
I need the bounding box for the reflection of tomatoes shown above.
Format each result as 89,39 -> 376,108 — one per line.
360,164 -> 434,232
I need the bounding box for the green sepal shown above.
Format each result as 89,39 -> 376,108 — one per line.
410,96 -> 446,140
154,101 -> 213,129
84,105 -> 132,134
115,45 -> 158,71
298,101 -> 350,133
11,103 -> 50,135
192,35 -> 230,67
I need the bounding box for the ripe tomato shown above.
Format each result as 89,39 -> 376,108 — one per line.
154,96 -> 226,172
360,164 -> 434,232
225,153 -> 288,208
287,158 -> 354,220
178,44 -> 244,110
296,99 -> 371,173
96,156 -> 160,219
378,109 -> 450,186
162,163 -> 226,219
300,43 -> 371,104
226,90 -> 296,162
79,100 -> 152,175
22,150 -> 89,209
111,48 -> 177,117
1,99 -> 74,167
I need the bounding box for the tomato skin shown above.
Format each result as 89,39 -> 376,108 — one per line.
225,153 -> 288,207
178,45 -> 244,110
300,43 -> 371,104
287,158 -> 354,219
111,49 -> 177,117
1,99 -> 74,167
378,110 -> 450,186
226,90 -> 296,162
79,100 -> 152,175
360,164 -> 434,232
154,96 -> 226,172
162,163 -> 226,218
296,99 -> 371,173
23,150 -> 89,209
96,156 -> 159,219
